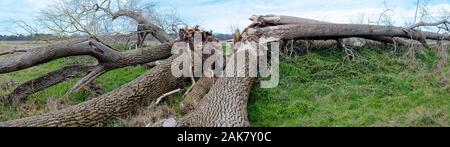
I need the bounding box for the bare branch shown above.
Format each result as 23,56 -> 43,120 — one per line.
408,20 -> 450,30
0,38 -> 174,74
68,65 -> 107,94
155,88 -> 181,105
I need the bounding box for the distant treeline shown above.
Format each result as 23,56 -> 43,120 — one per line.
0,34 -> 54,41
0,33 -> 232,41
213,33 -> 233,41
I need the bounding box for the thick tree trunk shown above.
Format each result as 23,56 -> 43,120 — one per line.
252,23 -> 449,42
177,77 -> 254,127
250,15 -> 447,45
180,77 -> 215,114
0,56 -> 181,127
0,41 -> 174,103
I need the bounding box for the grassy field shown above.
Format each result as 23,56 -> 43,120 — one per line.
249,46 -> 449,127
0,41 -> 448,127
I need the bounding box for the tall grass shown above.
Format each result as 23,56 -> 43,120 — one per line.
248,45 -> 449,127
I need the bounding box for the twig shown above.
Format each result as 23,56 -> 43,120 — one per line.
184,48 -> 197,96
155,89 -> 181,105
67,66 -> 107,95
184,77 -> 196,96
412,0 -> 420,25
338,39 -> 356,62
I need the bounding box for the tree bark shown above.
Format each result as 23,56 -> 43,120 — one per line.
252,23 -> 449,41
177,77 -> 254,127
180,77 -> 215,114
0,40 -> 174,103
4,65 -> 94,104
112,9 -> 173,45
0,56 -> 181,127
250,15 -> 447,45
0,39 -> 174,74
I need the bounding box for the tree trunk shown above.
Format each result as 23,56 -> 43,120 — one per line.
0,56 -> 181,127
180,77 -> 215,114
4,65 -> 93,104
177,77 -> 254,127
252,23 -> 448,42
0,41 -> 175,103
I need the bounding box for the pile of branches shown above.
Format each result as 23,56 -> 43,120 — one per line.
0,12 -> 448,127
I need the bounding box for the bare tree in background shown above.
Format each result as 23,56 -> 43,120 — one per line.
12,0 -> 184,47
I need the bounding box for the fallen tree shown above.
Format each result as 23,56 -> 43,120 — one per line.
1,65 -> 93,103
0,39 -> 174,104
1,13 -> 449,127
0,56 -> 181,127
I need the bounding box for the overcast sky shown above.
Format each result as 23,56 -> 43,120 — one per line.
1,0 -> 449,34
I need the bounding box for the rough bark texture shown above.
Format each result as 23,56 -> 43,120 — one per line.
177,77 -> 254,127
180,77 -> 215,114
0,56 -> 180,127
4,65 -> 94,104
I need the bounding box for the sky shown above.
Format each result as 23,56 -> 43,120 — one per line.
1,0 -> 450,34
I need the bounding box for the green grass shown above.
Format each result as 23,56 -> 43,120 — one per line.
1,44 -> 449,127
248,46 -> 449,127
